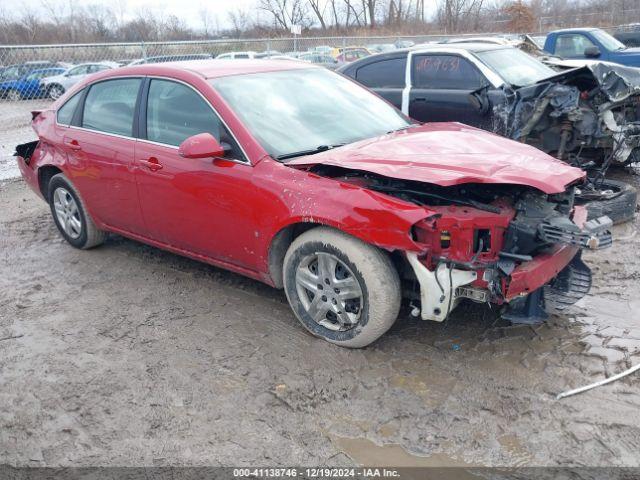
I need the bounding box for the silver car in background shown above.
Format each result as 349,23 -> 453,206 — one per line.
41,62 -> 119,99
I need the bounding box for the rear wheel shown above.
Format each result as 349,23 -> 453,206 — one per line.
576,178 -> 637,225
283,227 -> 401,348
48,174 -> 105,249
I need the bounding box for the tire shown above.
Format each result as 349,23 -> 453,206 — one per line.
48,84 -> 65,100
577,179 -> 637,225
48,173 -> 106,249
7,89 -> 22,101
283,227 -> 401,348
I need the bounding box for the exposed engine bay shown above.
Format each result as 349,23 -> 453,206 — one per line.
310,165 -> 612,324
492,63 -> 640,167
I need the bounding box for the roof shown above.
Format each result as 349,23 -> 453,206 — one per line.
121,59 -> 315,79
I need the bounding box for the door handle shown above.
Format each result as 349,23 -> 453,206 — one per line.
141,157 -> 163,172
63,137 -> 81,150
411,97 -> 427,102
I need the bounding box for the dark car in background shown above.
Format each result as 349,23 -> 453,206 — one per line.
339,43 -> 639,223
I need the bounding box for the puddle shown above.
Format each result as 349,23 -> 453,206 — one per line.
331,435 -> 475,468
497,434 -> 533,466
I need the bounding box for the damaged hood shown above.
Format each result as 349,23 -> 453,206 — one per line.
288,123 -> 584,194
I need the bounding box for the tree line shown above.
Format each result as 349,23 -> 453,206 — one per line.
0,0 -> 635,45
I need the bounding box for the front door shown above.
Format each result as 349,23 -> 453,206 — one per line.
134,78 -> 257,268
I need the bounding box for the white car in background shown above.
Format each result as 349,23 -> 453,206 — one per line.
41,62 -> 119,99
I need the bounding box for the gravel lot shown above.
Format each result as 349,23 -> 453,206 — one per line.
1,98 -> 640,468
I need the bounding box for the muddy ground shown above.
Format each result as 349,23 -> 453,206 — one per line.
1,171 -> 640,468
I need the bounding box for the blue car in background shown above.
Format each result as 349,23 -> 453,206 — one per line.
0,67 -> 66,100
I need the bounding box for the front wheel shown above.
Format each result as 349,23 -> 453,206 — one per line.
48,173 -> 106,249
283,227 -> 401,348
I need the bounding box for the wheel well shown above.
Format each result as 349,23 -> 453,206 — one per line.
268,222 -> 320,289
38,166 -> 63,200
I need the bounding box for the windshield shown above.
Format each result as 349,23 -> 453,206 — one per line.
591,30 -> 626,51
476,47 -> 557,86
211,68 -> 410,160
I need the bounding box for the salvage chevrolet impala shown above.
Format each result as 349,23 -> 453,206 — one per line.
16,60 -> 612,347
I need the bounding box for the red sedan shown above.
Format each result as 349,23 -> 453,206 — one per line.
16,60 -> 611,347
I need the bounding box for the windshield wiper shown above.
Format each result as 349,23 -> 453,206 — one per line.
387,123 -> 418,134
276,144 -> 344,161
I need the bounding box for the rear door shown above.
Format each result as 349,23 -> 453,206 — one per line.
353,55 -> 407,110
134,78 -> 257,267
62,77 -> 147,234
408,53 -> 487,127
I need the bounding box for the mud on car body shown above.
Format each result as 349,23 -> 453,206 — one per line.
15,61 -> 612,348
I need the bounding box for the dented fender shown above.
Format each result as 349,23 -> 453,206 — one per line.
254,159 -> 430,277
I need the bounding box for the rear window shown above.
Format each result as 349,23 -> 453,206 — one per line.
56,90 -> 83,125
82,78 -> 141,137
356,57 -> 407,88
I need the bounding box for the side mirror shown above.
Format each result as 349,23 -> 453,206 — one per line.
584,46 -> 601,58
178,133 -> 225,159
468,87 -> 490,115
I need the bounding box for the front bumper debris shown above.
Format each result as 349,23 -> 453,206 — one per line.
502,253 -> 592,325
539,215 -> 613,250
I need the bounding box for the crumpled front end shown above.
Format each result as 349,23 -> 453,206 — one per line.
405,185 -> 611,324
494,63 -> 640,166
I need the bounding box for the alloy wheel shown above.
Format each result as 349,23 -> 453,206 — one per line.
295,252 -> 363,331
53,187 -> 82,239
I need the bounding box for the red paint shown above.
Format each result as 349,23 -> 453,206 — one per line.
18,61 -> 586,299
178,132 -> 225,159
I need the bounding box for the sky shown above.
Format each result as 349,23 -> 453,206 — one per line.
6,0 -> 259,30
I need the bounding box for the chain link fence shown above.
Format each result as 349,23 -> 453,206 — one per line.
0,26 -> 627,178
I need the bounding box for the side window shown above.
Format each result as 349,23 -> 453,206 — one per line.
412,54 -> 483,90
356,57 -> 407,88
56,90 -> 83,125
555,34 -> 596,57
145,79 -> 245,160
235,54 -> 249,59
82,78 -> 141,136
